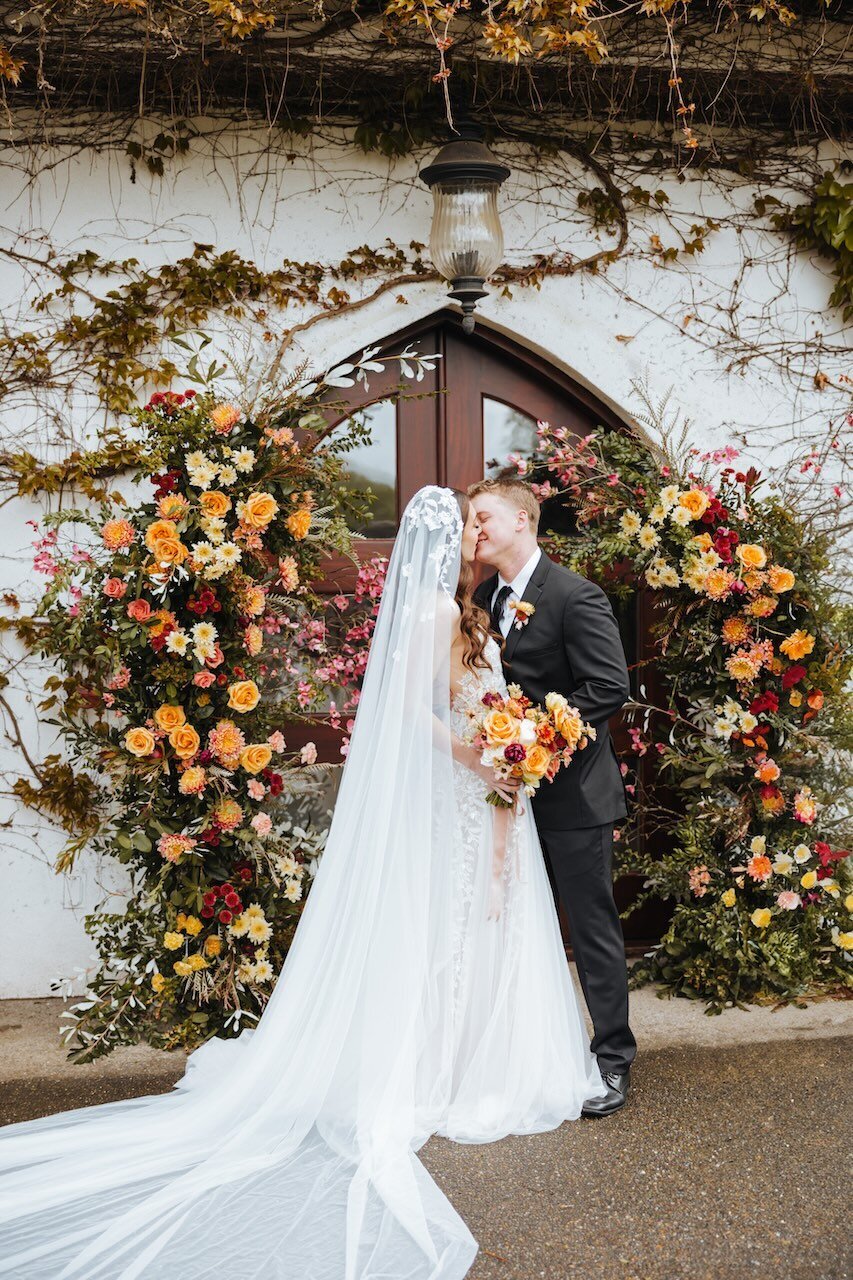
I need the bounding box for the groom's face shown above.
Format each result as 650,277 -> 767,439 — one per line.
471,493 -> 527,565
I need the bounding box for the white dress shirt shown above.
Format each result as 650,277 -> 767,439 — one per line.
491,547 -> 542,637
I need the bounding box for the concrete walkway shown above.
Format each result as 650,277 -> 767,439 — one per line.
2,972 -> 851,1279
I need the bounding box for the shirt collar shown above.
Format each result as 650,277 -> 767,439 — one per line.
498,546 -> 541,598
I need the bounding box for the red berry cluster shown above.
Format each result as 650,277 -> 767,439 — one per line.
144,389 -> 197,417
188,588 -> 222,616
201,882 -> 243,924
261,767 -> 284,796
711,526 -> 739,562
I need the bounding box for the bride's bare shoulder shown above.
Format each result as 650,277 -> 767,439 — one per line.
434,591 -> 462,628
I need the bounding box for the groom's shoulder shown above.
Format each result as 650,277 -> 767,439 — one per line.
542,554 -> 602,600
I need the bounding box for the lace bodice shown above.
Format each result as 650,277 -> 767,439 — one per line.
449,634 -> 507,732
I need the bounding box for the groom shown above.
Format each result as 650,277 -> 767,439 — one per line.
469,475 -> 637,1116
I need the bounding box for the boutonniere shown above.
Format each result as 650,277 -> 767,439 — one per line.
508,598 -> 535,630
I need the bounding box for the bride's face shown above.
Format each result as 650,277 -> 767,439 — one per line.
460,504 -> 482,564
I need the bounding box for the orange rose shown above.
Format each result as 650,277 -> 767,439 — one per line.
157,494 -> 189,520
154,704 -> 186,733
807,688 -> 824,710
145,519 -> 178,551
149,535 -> 188,566
127,598 -> 152,622
767,564 -> 795,593
200,490 -> 232,518
736,543 -> 768,570
286,508 -> 311,540
523,744 -> 551,779
546,693 -> 583,747
691,532 -> 714,551
242,492 -> 279,530
125,727 -> 156,757
482,709 -> 517,746
240,744 -> 273,774
169,723 -> 201,759
780,629 -> 815,661
678,489 -> 710,520
227,679 -> 260,713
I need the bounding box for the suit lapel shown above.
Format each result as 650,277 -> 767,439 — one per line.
502,550 -> 553,663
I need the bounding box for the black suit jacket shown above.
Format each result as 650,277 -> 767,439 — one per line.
474,551 -> 630,830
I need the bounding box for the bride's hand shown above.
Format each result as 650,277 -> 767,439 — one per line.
472,759 -> 521,804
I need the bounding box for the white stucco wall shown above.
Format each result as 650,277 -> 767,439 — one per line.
1,122 -> 848,996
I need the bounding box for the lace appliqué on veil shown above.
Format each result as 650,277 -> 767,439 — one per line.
449,637 -> 524,1010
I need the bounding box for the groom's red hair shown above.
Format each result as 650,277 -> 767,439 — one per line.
467,475 -> 541,535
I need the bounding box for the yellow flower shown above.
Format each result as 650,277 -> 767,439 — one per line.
800,870 -> 818,889
483,709 -> 517,746
722,888 -> 736,907
522,743 -> 551,780
619,511 -> 642,538
845,893 -> 853,913
170,723 -> 201,760
678,489 -> 711,520
154,704 -> 186,733
241,491 -> 279,530
750,835 -> 767,855
835,931 -> 853,950
780,629 -> 815,660
187,953 -> 208,971
789,689 -> 803,707
204,935 -> 222,958
179,766 -> 207,795
157,493 -> 189,520
144,518 -> 178,550
286,508 -> 312,540
750,908 -> 772,928
125,727 -> 156,757
173,959 -> 193,977
151,972 -> 166,993
227,680 -> 260,713
163,931 -> 184,951
748,595 -> 778,618
767,564 -> 795,593
184,916 -> 203,936
175,912 -> 187,929
736,543 -> 768,570
240,743 -> 273,774
101,517 -> 135,550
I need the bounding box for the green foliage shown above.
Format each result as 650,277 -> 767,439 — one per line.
774,168 -> 853,321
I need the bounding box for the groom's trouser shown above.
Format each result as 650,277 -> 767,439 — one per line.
535,821 -> 637,1075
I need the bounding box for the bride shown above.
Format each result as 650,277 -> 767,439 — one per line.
0,484 -> 607,1279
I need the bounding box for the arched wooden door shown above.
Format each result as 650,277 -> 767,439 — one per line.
289,308 -> 671,948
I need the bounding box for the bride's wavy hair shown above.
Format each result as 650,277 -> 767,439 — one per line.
451,489 -> 493,673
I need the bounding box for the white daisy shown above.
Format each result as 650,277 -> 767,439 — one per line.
217,465 -> 238,487
793,844 -> 811,863
284,878 -> 303,903
750,835 -> 767,855
659,485 -> 680,510
671,505 -> 692,527
187,463 -> 218,490
165,629 -> 190,655
772,854 -> 794,875
649,503 -> 667,525
739,712 -> 758,732
713,718 -> 735,740
229,914 -> 250,938
619,511 -> 642,538
659,564 -> 680,587
253,959 -> 274,983
191,622 -> 217,647
215,543 -> 242,570
638,525 -> 660,551
247,916 -> 272,944
233,448 -> 256,472
191,541 -> 215,564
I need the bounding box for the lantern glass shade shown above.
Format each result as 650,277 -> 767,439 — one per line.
428,180 -> 504,283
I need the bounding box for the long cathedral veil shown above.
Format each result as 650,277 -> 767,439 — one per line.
0,485 -> 479,1279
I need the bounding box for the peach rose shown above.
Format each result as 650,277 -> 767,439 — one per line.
242,492 -> 279,530
483,709 -> 517,747
240,744 -> 273,774
103,577 -> 127,599
126,598 -> 152,622
546,693 -> 583,748
169,723 -> 201,759
523,744 -> 551,779
199,490 -> 232,518
286,508 -> 311,540
227,679 -> 260,713
154,704 -> 186,733
736,543 -> 768,570
125,727 -> 156,757
678,489 -> 710,520
767,564 -> 795,593
193,670 -> 216,688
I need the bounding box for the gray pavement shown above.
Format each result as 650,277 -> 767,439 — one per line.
1,973 -> 851,1278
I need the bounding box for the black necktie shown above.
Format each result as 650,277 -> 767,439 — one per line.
490,584 -> 512,636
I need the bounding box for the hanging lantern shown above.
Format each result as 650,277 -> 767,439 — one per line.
419,122 -> 511,334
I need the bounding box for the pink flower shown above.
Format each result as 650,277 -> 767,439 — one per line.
103,576 -> 127,599
267,730 -> 286,752
251,812 -> 272,837
247,779 -> 266,801
193,671 -> 216,688
300,742 -> 317,765
776,890 -> 802,910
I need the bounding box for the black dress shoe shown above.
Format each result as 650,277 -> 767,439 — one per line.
581,1068 -> 630,1117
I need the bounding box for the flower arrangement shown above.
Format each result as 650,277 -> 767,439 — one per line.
460,684 -> 594,808
27,348 -> 433,1058
518,421 -> 853,1009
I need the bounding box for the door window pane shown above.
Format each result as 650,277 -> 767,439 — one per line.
329,399 -> 398,536
483,397 -> 539,476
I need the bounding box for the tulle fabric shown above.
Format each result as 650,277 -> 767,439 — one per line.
0,485 -> 606,1279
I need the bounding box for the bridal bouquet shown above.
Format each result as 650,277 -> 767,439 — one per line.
465,685 -> 595,808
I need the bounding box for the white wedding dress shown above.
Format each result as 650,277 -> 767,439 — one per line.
0,486 -> 606,1279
